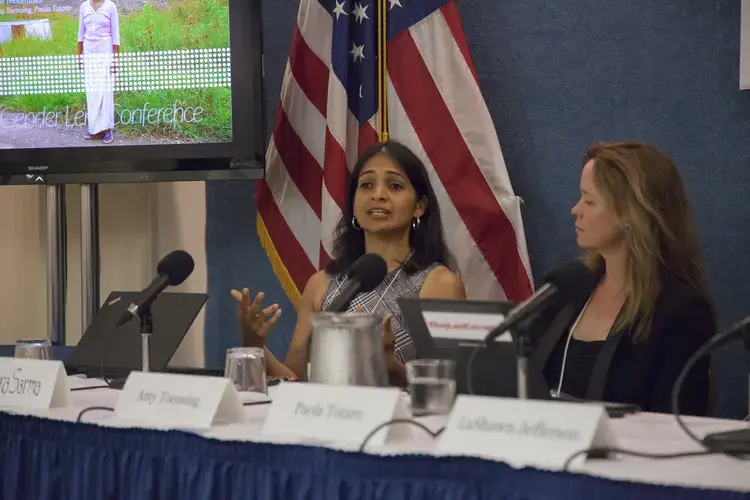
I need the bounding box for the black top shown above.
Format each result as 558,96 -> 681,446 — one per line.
526,265 -> 715,416
545,337 -> 604,399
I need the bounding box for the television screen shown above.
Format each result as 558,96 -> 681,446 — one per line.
0,0 -> 264,182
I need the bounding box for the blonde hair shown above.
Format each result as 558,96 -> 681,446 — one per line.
583,141 -> 710,342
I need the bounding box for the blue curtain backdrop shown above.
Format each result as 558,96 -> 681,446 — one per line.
205,0 -> 750,418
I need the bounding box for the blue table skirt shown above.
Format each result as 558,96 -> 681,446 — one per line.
0,413 -> 747,500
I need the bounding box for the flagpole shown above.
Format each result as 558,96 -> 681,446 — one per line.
377,0 -> 388,142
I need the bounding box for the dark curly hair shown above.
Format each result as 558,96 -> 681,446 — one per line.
325,140 -> 455,275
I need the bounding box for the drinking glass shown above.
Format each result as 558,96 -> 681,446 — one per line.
224,347 -> 267,394
406,359 -> 456,416
14,339 -> 52,360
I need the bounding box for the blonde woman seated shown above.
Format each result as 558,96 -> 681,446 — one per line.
529,141 -> 715,416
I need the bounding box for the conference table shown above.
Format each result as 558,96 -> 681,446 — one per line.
0,375 -> 749,500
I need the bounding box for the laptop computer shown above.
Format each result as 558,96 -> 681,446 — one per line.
398,297 -> 550,400
66,290 -> 209,380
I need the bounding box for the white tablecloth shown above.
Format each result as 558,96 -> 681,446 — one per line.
3,376 -> 750,494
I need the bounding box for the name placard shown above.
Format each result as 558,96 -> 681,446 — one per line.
262,383 -> 410,447
438,395 -> 617,470
421,311 -> 511,342
115,372 -> 244,429
0,358 -> 70,409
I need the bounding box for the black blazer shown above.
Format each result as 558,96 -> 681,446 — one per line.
527,269 -> 715,416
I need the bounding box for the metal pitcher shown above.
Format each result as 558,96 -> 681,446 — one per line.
308,312 -> 389,387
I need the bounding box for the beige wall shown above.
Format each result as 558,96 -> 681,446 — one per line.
0,182 -> 207,366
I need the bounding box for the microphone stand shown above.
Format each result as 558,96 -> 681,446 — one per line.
703,428 -> 750,454
670,320 -> 750,455
515,328 -> 532,400
480,323 -> 534,400
139,307 -> 153,373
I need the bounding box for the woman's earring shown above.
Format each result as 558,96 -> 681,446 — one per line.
352,217 -> 362,230
412,216 -> 421,230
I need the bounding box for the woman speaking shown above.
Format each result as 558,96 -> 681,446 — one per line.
77,0 -> 120,144
530,141 -> 715,416
232,140 -> 466,386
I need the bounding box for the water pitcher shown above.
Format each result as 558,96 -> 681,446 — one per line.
308,312 -> 389,387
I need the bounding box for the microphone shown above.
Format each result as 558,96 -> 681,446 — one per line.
484,260 -> 598,343
697,315 -> 750,353
672,315 -> 750,454
116,250 -> 195,327
326,253 -> 388,312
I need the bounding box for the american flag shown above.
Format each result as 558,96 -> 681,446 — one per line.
255,0 -> 533,304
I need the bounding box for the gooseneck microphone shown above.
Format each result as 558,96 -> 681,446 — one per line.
326,253 -> 388,312
694,315 -> 750,353
116,250 -> 195,327
472,260 -> 598,401
672,315 -> 750,454
484,260 -> 599,344
102,249 -> 195,388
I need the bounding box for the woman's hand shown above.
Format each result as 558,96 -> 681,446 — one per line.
381,314 -> 407,387
354,307 -> 407,387
230,288 -> 281,348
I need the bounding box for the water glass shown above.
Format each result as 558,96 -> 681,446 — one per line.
225,347 -> 267,395
406,359 -> 456,416
14,339 -> 51,360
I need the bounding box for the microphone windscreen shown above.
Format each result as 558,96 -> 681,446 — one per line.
347,253 -> 388,293
543,260 -> 598,304
157,250 -> 195,286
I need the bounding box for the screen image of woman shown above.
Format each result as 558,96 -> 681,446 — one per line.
77,0 -> 120,144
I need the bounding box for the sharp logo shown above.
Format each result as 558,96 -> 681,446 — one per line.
108,296 -> 121,306
27,165 -> 48,171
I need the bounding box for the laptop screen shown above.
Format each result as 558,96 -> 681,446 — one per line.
398,297 -> 549,399
67,291 -> 207,376
398,298 -> 513,353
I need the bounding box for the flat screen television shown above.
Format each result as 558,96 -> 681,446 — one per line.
0,0 -> 265,184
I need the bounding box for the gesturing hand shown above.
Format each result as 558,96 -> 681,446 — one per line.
354,307 -> 396,356
381,314 -> 396,358
230,288 -> 282,347
354,307 -> 405,386
382,314 -> 407,386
